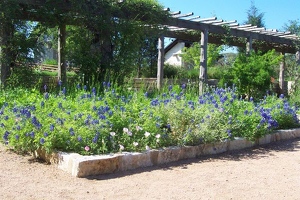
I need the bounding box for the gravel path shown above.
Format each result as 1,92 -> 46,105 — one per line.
1,138 -> 300,200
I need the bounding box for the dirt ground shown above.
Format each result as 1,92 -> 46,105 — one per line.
1,138 -> 300,200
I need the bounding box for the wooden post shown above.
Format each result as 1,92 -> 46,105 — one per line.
246,36 -> 252,55
58,24 -> 67,86
157,35 -> 164,90
296,50 -> 300,65
279,52 -> 285,95
199,28 -> 208,95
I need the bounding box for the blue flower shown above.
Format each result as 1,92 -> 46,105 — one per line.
44,85 -> 47,92
120,106 -> 125,112
29,131 -> 35,138
92,87 -> 96,95
50,124 -> 55,131
44,92 -> 49,100
3,131 -> 10,141
56,118 -> 64,125
227,129 -> 232,137
40,138 -> 45,145
144,92 -> 148,98
58,80 -> 62,86
62,87 -> 66,95
69,128 -> 75,136
77,136 -> 82,142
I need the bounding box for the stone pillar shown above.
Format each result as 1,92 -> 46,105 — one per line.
58,24 -> 67,86
199,28 -> 208,95
279,52 -> 285,95
157,35 -> 164,90
246,36 -> 252,55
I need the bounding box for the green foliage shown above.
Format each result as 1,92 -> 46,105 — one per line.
1,84 -> 299,155
182,43 -> 224,69
232,50 -> 282,98
208,65 -> 232,80
43,59 -> 58,65
6,64 -> 39,89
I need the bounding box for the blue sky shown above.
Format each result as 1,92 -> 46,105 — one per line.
158,0 -> 300,31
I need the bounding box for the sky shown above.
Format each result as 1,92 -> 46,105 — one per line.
158,0 -> 300,31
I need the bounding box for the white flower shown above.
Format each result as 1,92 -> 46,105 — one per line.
144,131 -> 151,138
155,134 -> 161,139
127,131 -> 132,136
133,142 -> 138,147
15,118 -> 22,122
110,132 -> 116,137
123,127 -> 129,133
145,145 -> 151,151
136,126 -> 143,131
119,144 -> 124,151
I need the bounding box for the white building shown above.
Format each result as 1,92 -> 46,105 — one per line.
164,39 -> 191,67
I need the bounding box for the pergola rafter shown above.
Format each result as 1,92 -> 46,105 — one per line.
157,8 -> 300,93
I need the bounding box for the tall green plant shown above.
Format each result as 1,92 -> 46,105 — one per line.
232,50 -> 282,98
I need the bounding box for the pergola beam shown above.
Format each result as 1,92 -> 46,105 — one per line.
166,17 -> 297,48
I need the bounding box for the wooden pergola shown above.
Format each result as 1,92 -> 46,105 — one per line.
1,1 -> 299,94
157,9 -> 300,94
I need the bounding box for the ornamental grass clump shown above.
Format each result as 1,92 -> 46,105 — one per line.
0,83 -> 299,155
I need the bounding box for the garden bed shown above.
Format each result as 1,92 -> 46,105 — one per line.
37,128 -> 300,177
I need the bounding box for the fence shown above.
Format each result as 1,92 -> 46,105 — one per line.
133,78 -> 219,90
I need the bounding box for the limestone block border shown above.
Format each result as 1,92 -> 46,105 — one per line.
37,128 -> 300,177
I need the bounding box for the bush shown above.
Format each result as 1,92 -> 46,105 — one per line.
232,50 -> 282,98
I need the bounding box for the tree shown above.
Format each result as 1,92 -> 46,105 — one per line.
1,0 -> 169,87
282,20 -> 300,94
232,50 -> 282,99
245,1 -> 265,28
238,1 -> 265,54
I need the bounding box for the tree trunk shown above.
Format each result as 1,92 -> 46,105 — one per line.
58,24 -> 67,86
0,20 -> 14,88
